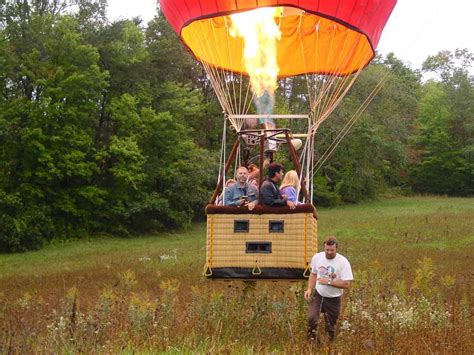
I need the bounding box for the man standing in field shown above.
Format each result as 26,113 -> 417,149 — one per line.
304,236 -> 353,342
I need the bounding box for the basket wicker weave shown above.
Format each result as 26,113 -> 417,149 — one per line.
204,204 -> 317,279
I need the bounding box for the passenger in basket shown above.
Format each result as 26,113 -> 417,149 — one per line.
247,163 -> 260,189
224,166 -> 257,210
280,170 -> 301,205
260,163 -> 296,209
216,179 -> 236,205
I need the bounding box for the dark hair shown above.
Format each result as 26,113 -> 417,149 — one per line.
268,163 -> 284,178
323,236 -> 338,248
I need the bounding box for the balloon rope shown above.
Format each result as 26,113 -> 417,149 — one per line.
312,73 -> 388,177
314,32 -> 364,128
310,23 -> 363,130
194,22 -> 232,118
297,12 -> 312,111
223,16 -> 240,120
221,115 -> 227,204
310,134 -> 315,204
312,69 -> 362,135
195,20 -> 236,124
234,142 -> 240,174
209,20 -> 236,118
215,115 -> 227,205
314,22 -> 339,122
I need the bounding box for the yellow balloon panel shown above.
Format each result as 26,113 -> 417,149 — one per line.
181,11 -> 374,77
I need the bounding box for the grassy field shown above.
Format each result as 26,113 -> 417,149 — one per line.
1,196 -> 473,353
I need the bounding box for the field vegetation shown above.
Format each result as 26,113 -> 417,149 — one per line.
1,197 -> 473,353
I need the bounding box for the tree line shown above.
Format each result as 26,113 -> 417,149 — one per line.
0,1 -> 472,252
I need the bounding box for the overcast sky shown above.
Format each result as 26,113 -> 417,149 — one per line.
106,0 -> 474,71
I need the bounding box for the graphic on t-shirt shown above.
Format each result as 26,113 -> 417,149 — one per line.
318,265 -> 337,280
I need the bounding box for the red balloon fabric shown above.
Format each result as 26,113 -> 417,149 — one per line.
161,0 -> 396,52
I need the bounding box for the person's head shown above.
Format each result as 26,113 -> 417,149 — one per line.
248,163 -> 258,172
280,170 -> 299,190
225,179 -> 236,187
235,166 -> 249,184
323,236 -> 338,259
248,163 -> 260,180
268,162 -> 284,182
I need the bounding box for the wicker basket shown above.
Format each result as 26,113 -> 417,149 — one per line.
204,204 -> 317,280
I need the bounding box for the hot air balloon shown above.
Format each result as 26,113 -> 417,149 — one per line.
160,0 -> 397,280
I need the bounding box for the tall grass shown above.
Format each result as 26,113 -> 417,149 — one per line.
0,197 -> 473,353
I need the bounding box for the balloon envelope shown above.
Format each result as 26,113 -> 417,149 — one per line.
161,0 -> 397,76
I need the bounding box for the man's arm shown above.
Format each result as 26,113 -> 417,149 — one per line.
317,277 -> 353,289
260,183 -> 274,205
304,272 -> 317,300
224,187 -> 240,206
261,183 -> 287,206
270,197 -> 287,206
247,185 -> 258,203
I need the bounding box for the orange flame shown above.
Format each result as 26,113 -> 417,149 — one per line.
230,7 -> 282,98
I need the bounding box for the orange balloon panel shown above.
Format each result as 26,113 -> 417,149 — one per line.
181,12 -> 373,77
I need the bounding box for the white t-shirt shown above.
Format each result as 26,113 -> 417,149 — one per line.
310,252 -> 354,298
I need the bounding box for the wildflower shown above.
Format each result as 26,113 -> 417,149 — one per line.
340,320 -> 351,333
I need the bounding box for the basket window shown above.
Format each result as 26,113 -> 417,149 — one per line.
246,242 -> 272,253
234,220 -> 249,233
269,220 -> 284,233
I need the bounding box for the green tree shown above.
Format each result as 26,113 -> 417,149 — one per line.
410,82 -> 473,195
409,49 -> 474,195
0,5 -> 109,250
145,12 -> 223,150
0,2 -> 217,251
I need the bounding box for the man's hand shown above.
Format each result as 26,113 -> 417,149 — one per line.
287,200 -> 296,210
246,201 -> 256,211
316,278 -> 353,289
305,273 -> 317,301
